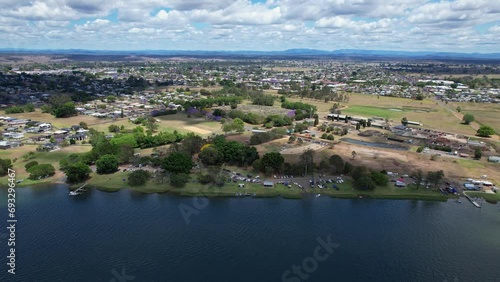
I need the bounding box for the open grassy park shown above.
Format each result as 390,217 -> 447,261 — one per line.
447,101 -> 500,134
85,169 -> 450,201
281,93 -> 482,136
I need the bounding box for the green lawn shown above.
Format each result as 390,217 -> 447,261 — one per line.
342,105 -> 401,119
465,191 -> 500,202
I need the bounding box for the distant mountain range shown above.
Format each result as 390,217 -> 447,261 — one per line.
1,48 -> 500,60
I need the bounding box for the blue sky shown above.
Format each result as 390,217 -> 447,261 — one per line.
1,0 -> 500,52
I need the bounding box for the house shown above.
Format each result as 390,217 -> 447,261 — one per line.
37,143 -> 57,152
69,133 -> 88,141
0,141 -> 11,149
488,156 -> 500,163
38,123 -> 52,130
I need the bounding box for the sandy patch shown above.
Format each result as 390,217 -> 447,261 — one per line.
281,143 -> 324,154
184,126 -> 212,135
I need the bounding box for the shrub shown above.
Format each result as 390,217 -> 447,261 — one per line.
27,164 -> 55,180
128,169 -> 151,186
96,154 -> 119,174
65,163 -> 92,183
170,173 -> 189,187
24,161 -> 39,171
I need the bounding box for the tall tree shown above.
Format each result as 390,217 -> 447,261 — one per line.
162,152 -> 193,174
462,113 -> 475,125
261,152 -> 284,173
413,169 -> 424,189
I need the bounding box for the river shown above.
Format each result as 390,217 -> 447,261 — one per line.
1,185 -> 499,282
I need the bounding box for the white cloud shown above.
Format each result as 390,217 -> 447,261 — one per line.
0,0 -> 499,52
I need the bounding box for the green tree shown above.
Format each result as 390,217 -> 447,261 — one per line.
401,117 -> 408,126
79,121 -> 88,129
199,146 -> 224,166
351,150 -> 357,159
118,144 -> 135,164
261,152 -> 284,173
178,133 -> 204,155
474,147 -> 482,159
24,103 -> 35,112
413,169 -> 424,189
462,113 -> 475,125
456,106 -> 461,113
108,124 -> 121,133
128,169 -> 151,186
96,154 -> 119,174
106,95 -> 116,103
41,105 -> 52,113
145,117 -> 159,133
53,102 -> 77,118
427,170 -> 444,189
477,125 -> 495,137
24,161 -> 39,170
232,118 -> 245,133
354,176 -> 376,190
162,152 -> 193,174
370,171 -> 389,186
27,164 -> 55,180
170,173 -> 189,187
299,149 -> 315,175
65,163 -> 92,183
329,155 -> 344,174
0,158 -> 13,176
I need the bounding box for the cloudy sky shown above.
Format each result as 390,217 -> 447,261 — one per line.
1,0 -> 500,52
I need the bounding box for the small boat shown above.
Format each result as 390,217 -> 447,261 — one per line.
69,191 -> 80,196
456,199 -> 462,203
316,194 -> 321,198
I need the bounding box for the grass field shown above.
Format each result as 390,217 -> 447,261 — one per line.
447,102 -> 500,134
2,109 -> 221,136
2,145 -> 92,186
155,114 -> 221,136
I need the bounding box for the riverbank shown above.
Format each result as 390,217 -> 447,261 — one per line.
54,172 -> 454,202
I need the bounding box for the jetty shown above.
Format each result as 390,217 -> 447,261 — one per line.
69,183 -> 88,196
464,193 -> 481,208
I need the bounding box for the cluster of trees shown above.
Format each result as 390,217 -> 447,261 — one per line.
41,95 -> 78,118
128,170 -> 151,186
252,94 -> 275,106
264,115 -> 293,128
181,97 -> 242,109
281,101 -> 317,120
351,166 -> 389,191
4,103 -> 35,114
109,127 -> 184,149
222,118 -> 245,133
476,126 -> 495,137
0,158 -> 13,176
26,163 -> 55,180
249,128 -> 286,145
320,133 -> 335,140
199,135 -> 259,168
228,110 -> 264,125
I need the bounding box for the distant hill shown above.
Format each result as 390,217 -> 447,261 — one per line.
1,48 -> 499,60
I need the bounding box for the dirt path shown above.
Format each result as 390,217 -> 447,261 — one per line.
438,101 -> 479,130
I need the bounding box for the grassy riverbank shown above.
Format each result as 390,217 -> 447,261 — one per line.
75,172 -> 452,201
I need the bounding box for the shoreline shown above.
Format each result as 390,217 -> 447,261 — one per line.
9,178 -> 474,202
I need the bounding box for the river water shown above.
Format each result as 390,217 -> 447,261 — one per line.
1,185 -> 499,282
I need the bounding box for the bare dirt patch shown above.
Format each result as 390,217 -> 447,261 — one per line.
184,126 -> 212,135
